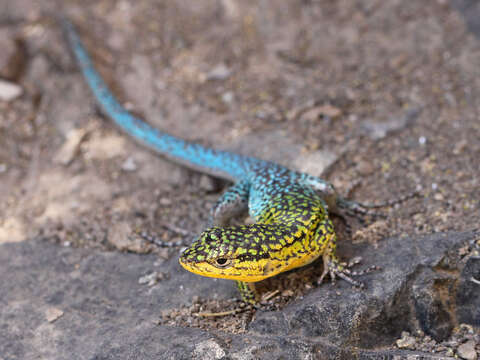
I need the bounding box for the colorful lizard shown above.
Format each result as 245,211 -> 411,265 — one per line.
63,19 -> 408,303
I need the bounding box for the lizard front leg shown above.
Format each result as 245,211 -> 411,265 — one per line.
209,179 -> 250,226
236,281 -> 259,304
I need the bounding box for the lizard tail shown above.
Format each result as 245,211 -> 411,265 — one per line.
61,18 -> 252,181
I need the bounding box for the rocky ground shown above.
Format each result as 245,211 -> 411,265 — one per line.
0,1 -> 479,359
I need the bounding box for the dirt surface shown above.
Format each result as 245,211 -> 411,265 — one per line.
1,0 -> 479,353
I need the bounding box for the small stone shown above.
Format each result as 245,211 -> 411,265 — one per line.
207,63 -> 231,80
295,150 -> 338,177
193,339 -> 226,360
0,31 -> 25,80
302,104 -> 342,121
198,175 -> 217,192
108,222 -> 148,253
138,272 -> 159,286
159,197 -> 172,206
0,79 -> 23,101
54,128 -> 88,165
0,163 -> 7,173
457,340 -> 477,360
396,332 -> 416,349
221,91 -> 234,104
445,348 -> 455,357
453,139 -> 468,155
121,156 -> 138,172
281,289 -> 294,297
356,160 -> 374,176
361,108 -> 421,140
45,307 -> 64,323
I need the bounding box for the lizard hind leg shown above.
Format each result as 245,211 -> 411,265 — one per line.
318,253 -> 379,289
300,174 -> 419,221
209,179 -> 250,227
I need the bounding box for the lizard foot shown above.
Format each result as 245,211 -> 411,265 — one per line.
318,255 -> 380,289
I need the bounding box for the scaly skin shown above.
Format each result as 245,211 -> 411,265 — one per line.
64,19 -> 381,303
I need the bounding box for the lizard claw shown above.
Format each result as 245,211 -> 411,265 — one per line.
318,255 -> 380,289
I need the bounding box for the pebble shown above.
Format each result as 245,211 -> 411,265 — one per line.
207,63 -> 231,80
198,174 -> 217,192
121,156 -> 138,172
356,160 -> 374,176
303,104 -> 342,120
361,108 -> 421,140
221,91 -> 234,104
0,79 -> 23,101
457,340 -> 477,360
54,128 -> 88,165
138,272 -> 159,286
396,332 -> 416,349
0,30 -> 25,80
45,307 -> 64,323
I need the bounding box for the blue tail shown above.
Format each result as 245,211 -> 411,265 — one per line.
62,19 -> 254,181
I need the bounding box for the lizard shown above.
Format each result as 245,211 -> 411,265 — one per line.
63,19 -> 411,304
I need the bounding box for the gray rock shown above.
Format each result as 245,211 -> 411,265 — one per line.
456,254 -> 480,327
0,230 -> 478,359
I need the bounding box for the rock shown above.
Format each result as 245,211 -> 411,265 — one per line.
138,271 -> 160,286
53,128 -> 88,166
396,332 -> 417,349
248,231 -> 478,347
0,231 -> 478,359
0,31 -> 26,80
121,156 -> 138,172
207,63 -> 231,81
411,268 -> 454,341
0,217 -> 25,244
301,103 -> 342,121
45,308 -> 64,323
295,149 -> 338,177
107,222 -> 148,253
457,340 -> 477,360
193,339 -> 226,360
198,174 -> 218,192
0,79 -> 23,101
456,254 -> 480,327
232,129 -> 337,174
221,91 -> 234,104
361,108 -> 421,140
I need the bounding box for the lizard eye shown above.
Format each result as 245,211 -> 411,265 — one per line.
213,257 -> 232,268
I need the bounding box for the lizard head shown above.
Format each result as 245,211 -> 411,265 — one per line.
179,225 -> 279,282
